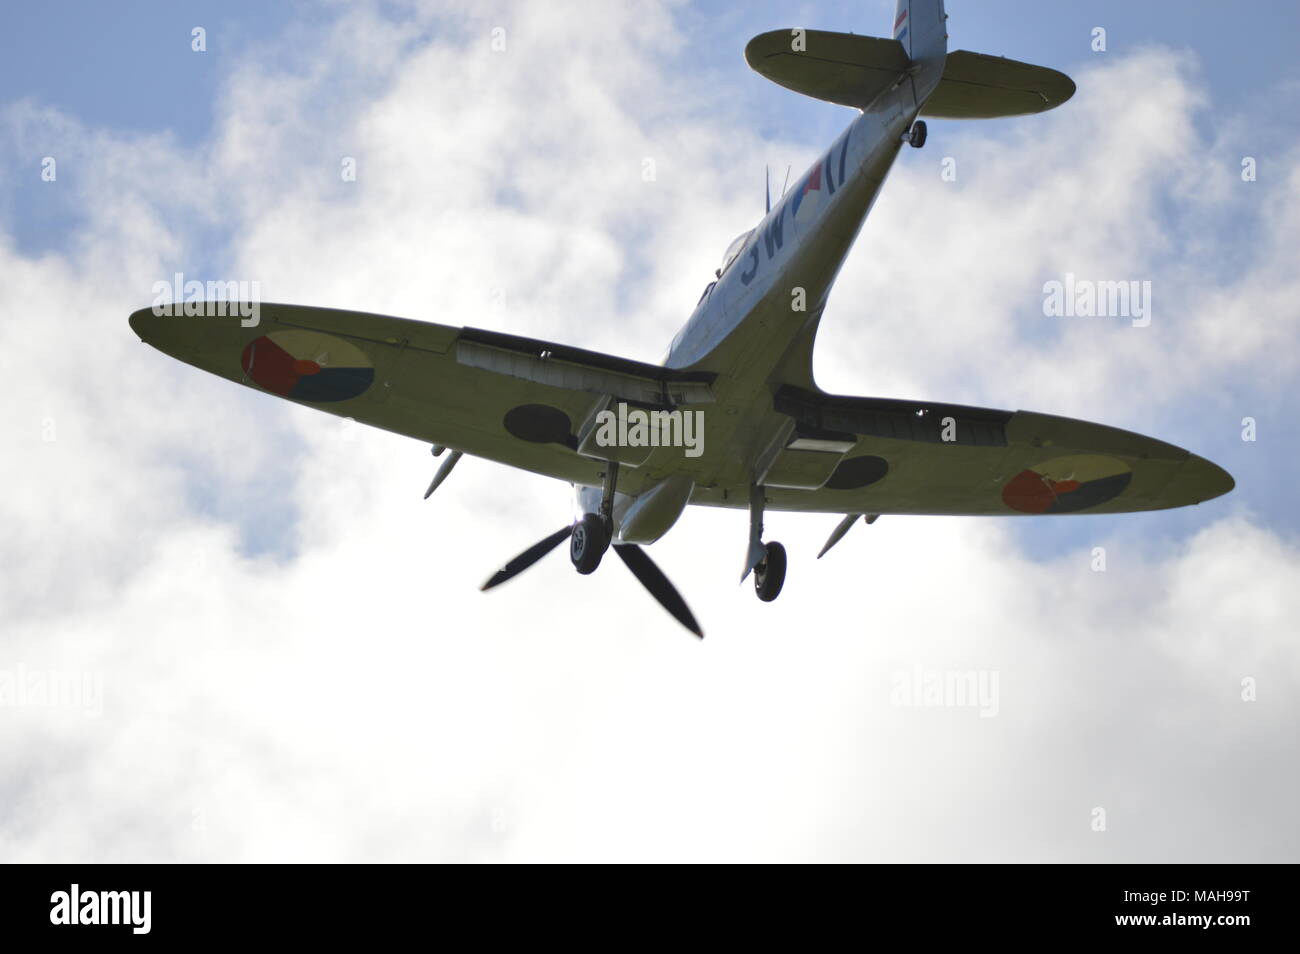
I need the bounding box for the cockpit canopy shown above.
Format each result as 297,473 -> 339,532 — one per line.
720,230 -> 752,275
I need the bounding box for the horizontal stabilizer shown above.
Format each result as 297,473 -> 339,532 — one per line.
921,50 -> 1075,118
745,29 -> 1074,119
744,30 -> 909,110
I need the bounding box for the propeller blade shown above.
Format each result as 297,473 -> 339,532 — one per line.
765,164 -> 771,214
480,526 -> 572,591
613,544 -> 703,638
424,449 -> 463,499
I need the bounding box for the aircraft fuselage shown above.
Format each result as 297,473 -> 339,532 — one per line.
656,83 -> 921,495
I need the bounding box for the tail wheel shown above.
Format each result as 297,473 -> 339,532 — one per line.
754,541 -> 787,602
908,120 -> 927,148
570,512 -> 609,575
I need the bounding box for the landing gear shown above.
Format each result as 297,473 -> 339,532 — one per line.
905,120 -> 927,148
570,512 -> 609,574
571,462 -> 618,574
743,483 -> 787,602
753,541 -> 787,602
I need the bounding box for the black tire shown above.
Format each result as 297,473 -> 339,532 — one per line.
570,512 -> 608,575
754,541 -> 787,602
909,120 -> 927,149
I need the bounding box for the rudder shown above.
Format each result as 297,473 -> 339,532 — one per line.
893,0 -> 947,102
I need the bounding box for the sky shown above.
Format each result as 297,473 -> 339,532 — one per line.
1,0 -> 1297,862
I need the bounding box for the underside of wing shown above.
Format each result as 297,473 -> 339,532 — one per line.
128,305 -> 1232,518
688,385 -> 1233,517
128,303 -> 714,495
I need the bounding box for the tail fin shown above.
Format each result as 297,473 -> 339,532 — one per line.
893,0 -> 947,102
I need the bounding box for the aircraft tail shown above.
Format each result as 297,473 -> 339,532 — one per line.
892,0 -> 947,102
745,0 -> 1074,118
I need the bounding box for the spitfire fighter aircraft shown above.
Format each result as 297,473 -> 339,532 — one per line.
129,1 -> 1234,637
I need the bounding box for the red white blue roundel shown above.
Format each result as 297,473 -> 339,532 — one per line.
240,330 -> 374,402
1001,454 -> 1133,514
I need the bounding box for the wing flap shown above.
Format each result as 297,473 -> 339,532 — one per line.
456,329 -> 714,407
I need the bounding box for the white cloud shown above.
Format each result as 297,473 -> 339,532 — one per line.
0,2 -> 1295,861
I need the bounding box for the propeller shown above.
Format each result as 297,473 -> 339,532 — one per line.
765,164 -> 771,214
480,525 -> 703,638
613,544 -> 702,638
480,525 -> 573,590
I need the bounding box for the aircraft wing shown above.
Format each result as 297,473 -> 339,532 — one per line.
741,385 -> 1234,517
128,303 -> 714,492
128,304 -> 1232,517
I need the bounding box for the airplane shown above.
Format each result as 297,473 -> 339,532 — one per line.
128,1 -> 1234,638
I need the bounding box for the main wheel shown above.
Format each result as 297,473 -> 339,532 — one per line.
908,120 -> 927,149
753,541 -> 787,602
570,512 -> 609,575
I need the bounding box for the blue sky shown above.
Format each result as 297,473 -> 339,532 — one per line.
3,1 -> 1298,862
7,0 -> 1299,153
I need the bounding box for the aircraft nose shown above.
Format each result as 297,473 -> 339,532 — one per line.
1163,453 -> 1235,507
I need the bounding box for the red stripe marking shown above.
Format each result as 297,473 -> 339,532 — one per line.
804,163 -> 822,193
